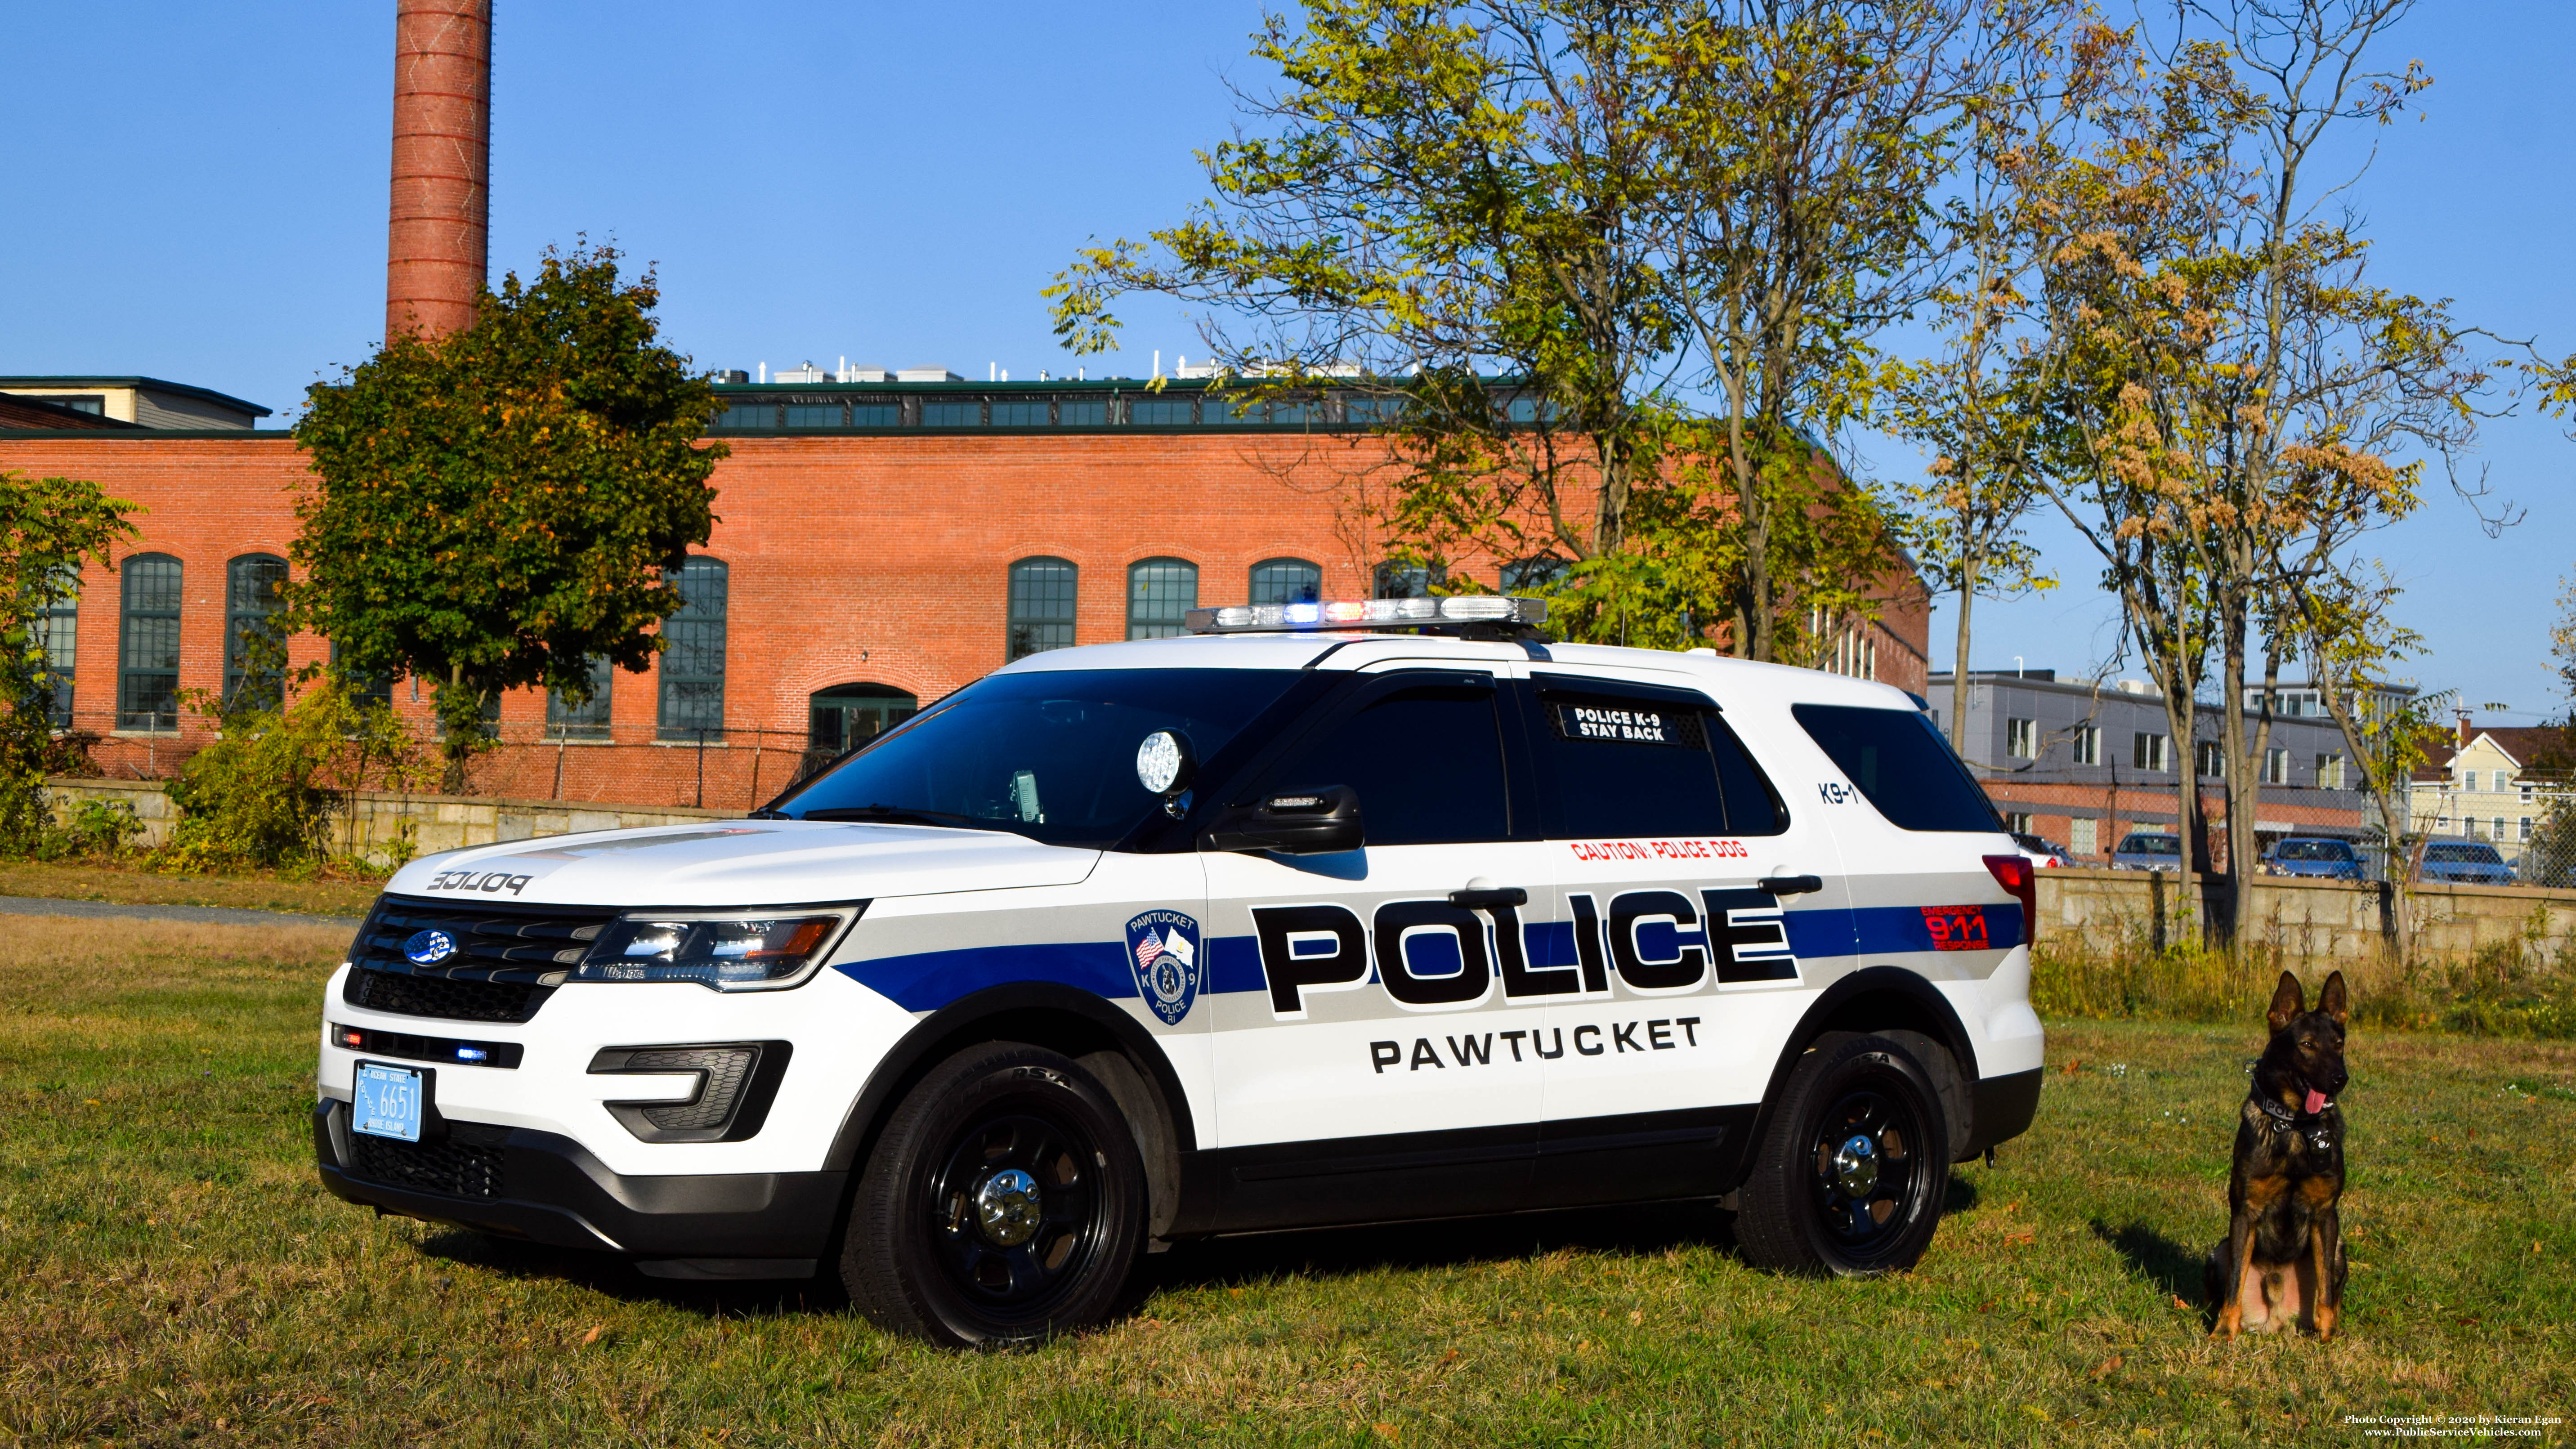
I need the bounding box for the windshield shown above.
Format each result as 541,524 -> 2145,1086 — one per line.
2274,840 -> 2352,862
2121,834 -> 2180,855
768,668 -> 1304,847
2423,843 -> 2503,864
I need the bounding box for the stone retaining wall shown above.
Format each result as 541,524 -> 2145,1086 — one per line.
2034,867 -> 2576,965
44,777 -> 727,864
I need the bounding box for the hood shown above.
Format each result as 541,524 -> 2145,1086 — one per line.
381,820 -> 1100,908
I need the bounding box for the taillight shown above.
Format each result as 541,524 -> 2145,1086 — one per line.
1983,854 -> 2037,923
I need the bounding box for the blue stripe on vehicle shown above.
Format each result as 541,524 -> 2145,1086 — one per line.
1850,903 -> 2023,955
835,902 -> 2024,1015
1208,935 -> 1265,996
836,942 -> 1137,1012
1784,909 -> 1856,959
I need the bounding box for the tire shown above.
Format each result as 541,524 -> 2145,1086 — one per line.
1735,1033 -> 1953,1277
838,1042 -> 1148,1346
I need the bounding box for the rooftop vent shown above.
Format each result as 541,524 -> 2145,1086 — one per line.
715,369 -> 749,385
897,366 -> 964,383
774,362 -> 830,384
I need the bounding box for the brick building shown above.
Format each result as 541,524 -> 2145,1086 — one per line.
1932,669 -> 2385,865
1,383 -> 1933,810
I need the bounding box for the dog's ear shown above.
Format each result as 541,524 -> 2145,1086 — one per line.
2267,971 -> 2305,1034
2318,970 -> 2348,1025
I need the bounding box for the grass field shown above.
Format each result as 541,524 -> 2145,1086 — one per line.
3,917 -> 2572,1447
0,862 -> 376,918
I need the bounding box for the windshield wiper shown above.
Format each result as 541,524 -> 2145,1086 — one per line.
795,805 -> 1001,830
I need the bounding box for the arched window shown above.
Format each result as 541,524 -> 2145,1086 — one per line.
1126,558 -> 1198,640
548,656 -> 614,741
807,683 -> 918,756
1248,558 -> 1322,606
1007,557 -> 1077,661
117,554 -> 183,732
327,639 -> 394,709
1373,560 -> 1443,599
224,554 -> 288,710
657,557 -> 727,741
34,564 -> 79,729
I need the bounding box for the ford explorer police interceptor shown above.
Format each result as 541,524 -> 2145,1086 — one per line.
314,596 -> 2044,1346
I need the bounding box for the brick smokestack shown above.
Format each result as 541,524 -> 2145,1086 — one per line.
385,0 -> 492,340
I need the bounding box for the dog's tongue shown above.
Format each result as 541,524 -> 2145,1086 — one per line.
2304,1088 -> 2329,1114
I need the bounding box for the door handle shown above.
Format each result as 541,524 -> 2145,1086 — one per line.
1758,874 -> 1824,896
1449,886 -> 1529,909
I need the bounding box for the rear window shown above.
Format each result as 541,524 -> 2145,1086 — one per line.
1532,684 -> 1784,838
2275,840 -> 2353,862
2120,834 -> 2180,856
1791,703 -> 1999,833
2423,843 -> 2503,864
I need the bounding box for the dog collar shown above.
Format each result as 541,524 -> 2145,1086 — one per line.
2254,1093 -> 2336,1151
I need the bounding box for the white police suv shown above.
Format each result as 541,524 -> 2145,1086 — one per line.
316,597 -> 2044,1345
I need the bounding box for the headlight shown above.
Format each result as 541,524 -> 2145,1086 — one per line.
569,905 -> 864,990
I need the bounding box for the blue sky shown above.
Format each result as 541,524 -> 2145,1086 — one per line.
4,2 -> 2566,720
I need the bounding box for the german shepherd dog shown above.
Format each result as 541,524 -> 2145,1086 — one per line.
2206,970 -> 2350,1337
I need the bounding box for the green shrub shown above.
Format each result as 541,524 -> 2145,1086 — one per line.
2032,916 -> 2576,1038
157,677 -> 427,873
43,796 -> 143,861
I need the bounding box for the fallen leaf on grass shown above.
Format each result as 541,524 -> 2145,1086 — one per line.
581,1325 -> 603,1344
1372,1424 -> 1399,1442
2089,1355 -> 2123,1380
2004,1231 -> 2035,1247
1628,1310 -> 1643,1324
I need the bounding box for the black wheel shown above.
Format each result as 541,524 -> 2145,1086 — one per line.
1735,1033 -> 1952,1277
838,1042 -> 1147,1346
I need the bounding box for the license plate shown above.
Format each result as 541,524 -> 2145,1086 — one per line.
353,1062 -> 425,1142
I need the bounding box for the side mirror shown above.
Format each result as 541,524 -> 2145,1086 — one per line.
1201,785 -> 1363,855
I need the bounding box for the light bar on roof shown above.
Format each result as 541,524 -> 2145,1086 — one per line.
1184,595 -> 1549,634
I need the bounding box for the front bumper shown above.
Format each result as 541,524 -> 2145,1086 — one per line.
313,1099 -> 845,1279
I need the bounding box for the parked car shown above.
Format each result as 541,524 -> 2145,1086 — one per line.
2010,832 -> 2069,868
313,599 -> 2045,1345
2415,839 -> 2516,886
2112,831 -> 2183,872
2263,836 -> 2364,881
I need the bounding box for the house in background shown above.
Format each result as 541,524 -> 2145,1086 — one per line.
1930,669 -> 2389,866
2411,720 -> 2571,869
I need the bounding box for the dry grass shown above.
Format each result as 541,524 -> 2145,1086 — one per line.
0,861 -> 378,919
2032,921 -> 2576,1038
3,918 -> 2573,1445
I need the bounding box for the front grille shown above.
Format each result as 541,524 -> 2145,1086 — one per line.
347,968 -> 552,1024
355,896 -> 618,978
627,1046 -> 758,1132
342,895 -> 617,1023
347,1133 -> 504,1200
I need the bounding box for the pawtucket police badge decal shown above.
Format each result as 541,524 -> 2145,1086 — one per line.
1124,909 -> 1202,1025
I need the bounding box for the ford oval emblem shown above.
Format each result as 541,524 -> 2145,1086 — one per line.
403,929 -> 457,966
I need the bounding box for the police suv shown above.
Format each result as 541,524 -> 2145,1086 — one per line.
315,596 -> 2044,1346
